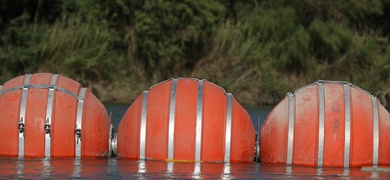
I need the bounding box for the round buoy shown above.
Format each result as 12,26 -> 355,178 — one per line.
116,78 -> 255,162
260,80 -> 390,167
0,73 -> 110,157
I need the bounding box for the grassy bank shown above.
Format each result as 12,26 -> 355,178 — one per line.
0,0 -> 389,109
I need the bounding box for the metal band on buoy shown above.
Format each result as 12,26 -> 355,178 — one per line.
372,96 -> 379,167
343,84 -> 351,167
287,92 -> 295,165
19,74 -> 32,157
224,93 -> 233,162
44,74 -> 58,157
317,82 -> 325,167
75,88 -> 87,157
167,79 -> 178,160
2,84 -> 78,98
139,91 -> 149,160
195,80 -> 204,161
0,85 -> 3,95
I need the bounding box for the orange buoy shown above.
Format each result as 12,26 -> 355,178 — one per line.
0,73 -> 110,157
260,80 -> 390,167
115,78 -> 255,162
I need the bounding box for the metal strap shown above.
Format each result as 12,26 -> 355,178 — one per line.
255,117 -> 261,163
44,74 -> 58,157
372,96 -> 379,166
1,84 -> 78,99
18,74 -> 32,157
317,83 -> 325,167
75,88 -> 87,157
224,93 -> 233,162
167,79 -> 178,160
108,112 -> 113,157
0,85 -> 3,95
318,80 -> 348,85
343,84 -> 351,167
140,91 -> 149,160
195,80 -> 204,161
287,93 -> 295,165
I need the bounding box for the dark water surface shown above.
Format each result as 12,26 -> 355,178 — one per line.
1,103 -> 389,179
1,157 -> 388,179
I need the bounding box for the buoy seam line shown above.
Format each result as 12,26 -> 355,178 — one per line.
294,80 -> 371,96
1,84 -> 79,99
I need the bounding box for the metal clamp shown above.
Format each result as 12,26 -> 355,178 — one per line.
75,128 -> 82,144
112,133 -> 117,156
45,118 -> 51,134
18,118 -> 25,134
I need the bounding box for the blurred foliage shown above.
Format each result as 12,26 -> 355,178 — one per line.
0,0 -> 389,108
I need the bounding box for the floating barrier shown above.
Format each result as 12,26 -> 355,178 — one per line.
260,80 -> 390,167
0,73 -> 110,157
115,78 -> 255,162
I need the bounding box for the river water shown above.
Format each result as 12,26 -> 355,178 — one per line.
0,103 -> 388,179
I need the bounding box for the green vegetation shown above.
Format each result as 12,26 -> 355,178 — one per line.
0,0 -> 389,109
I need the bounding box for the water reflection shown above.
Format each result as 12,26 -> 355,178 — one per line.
222,163 -> 232,180
1,157 -> 390,179
107,157 -> 117,174
42,157 -> 51,177
73,158 -> 81,178
16,157 -> 24,178
165,162 -> 174,179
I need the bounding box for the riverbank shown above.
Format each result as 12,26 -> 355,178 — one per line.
1,1 -> 389,110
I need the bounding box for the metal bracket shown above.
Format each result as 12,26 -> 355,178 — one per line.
75,128 -> 82,144
112,133 -> 117,156
45,118 -> 51,134
18,117 -> 25,134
